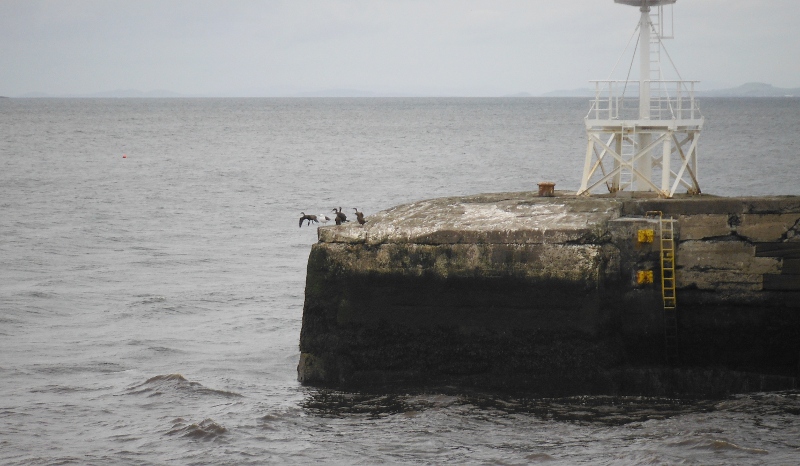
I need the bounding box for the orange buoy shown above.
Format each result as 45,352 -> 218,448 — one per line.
122,154 -> 127,158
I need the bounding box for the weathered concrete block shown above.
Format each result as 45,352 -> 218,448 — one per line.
739,214 -> 800,242
678,241 -> 780,275
763,274 -> 800,291
676,240 -> 780,291
755,243 -> 800,258
783,259 -> 800,275
621,197 -> 744,216
316,242 -> 608,283
678,214 -> 731,240
608,217 -> 661,248
678,270 -> 763,291
744,197 -> 800,214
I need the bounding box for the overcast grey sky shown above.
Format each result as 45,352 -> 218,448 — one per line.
2,0 -> 799,96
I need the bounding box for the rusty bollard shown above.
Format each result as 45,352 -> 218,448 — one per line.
538,182 -> 555,197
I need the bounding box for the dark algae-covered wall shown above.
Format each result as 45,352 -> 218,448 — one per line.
298,192 -> 800,397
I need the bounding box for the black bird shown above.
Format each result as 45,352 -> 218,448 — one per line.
353,208 -> 366,225
299,212 -> 318,227
332,207 -> 349,225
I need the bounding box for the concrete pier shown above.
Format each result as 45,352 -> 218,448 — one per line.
298,192 -> 800,396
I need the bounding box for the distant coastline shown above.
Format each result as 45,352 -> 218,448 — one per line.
9,82 -> 800,98
541,82 -> 800,98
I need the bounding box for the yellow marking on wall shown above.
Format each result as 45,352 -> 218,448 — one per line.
637,270 -> 654,284
637,229 -> 655,243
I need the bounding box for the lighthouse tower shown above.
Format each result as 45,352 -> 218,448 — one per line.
577,0 -> 703,197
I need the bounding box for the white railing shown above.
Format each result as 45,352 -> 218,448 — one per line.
586,80 -> 702,122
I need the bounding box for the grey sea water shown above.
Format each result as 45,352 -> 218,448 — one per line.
1,97 -> 799,464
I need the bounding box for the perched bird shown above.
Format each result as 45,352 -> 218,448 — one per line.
332,207 -> 349,226
353,208 -> 366,225
299,212 -> 318,228
316,214 -> 332,224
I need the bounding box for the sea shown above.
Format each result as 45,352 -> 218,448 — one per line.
1,97 -> 799,465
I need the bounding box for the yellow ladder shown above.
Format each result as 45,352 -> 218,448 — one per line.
647,211 -> 679,364
660,217 -> 676,310
660,216 -> 678,364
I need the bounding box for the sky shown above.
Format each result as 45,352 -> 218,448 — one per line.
1,0 -> 799,97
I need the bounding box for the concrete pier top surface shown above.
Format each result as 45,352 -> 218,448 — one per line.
320,192 -> 800,246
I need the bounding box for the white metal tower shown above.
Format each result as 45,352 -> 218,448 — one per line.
577,0 -> 703,197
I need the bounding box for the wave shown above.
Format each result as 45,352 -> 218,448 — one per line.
31,362 -> 126,375
675,438 -> 769,455
715,390 -> 800,416
258,406 -> 305,430
135,295 -> 167,304
30,384 -> 110,394
25,291 -> 58,299
122,297 -> 203,316
127,373 -> 243,399
146,345 -> 189,354
167,417 -> 227,440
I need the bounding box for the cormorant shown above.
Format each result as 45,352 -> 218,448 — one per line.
299,212 -> 318,227
353,208 -> 366,225
332,207 -> 349,225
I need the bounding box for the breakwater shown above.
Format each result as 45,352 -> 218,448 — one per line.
298,192 -> 800,397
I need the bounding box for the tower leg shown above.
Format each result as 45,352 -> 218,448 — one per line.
634,133 -> 652,191
578,137 -> 594,194
612,133 -> 622,192
661,134 -> 671,196
691,132 -> 700,194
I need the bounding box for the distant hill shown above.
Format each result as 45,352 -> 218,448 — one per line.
294,89 -> 377,97
18,89 -> 186,98
17,92 -> 52,97
542,82 -> 799,98
540,88 -> 595,97
88,89 -> 184,98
